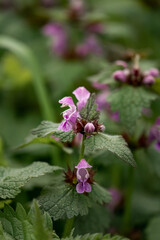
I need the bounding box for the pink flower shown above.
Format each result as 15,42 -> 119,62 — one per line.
113,70 -> 127,82
75,159 -> 92,194
58,87 -> 90,131
149,117 -> 160,151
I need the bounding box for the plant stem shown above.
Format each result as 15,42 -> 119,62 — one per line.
79,135 -> 85,160
122,166 -> 134,234
111,163 -> 121,188
62,217 -> 74,238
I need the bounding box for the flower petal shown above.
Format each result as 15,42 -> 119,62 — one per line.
76,182 -> 84,194
75,159 -> 92,169
76,168 -> 89,182
73,87 -> 90,102
58,120 -> 72,132
84,182 -> 92,192
59,97 -> 75,107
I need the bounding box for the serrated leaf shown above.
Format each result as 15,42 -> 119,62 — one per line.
31,121 -> 59,137
18,135 -> 72,154
31,121 -> 75,143
85,133 -> 136,167
62,233 -> 129,240
107,86 -> 157,132
80,94 -> 100,121
53,130 -> 75,142
39,182 -> 111,221
0,162 -> 62,199
0,201 -> 53,240
145,216 -> 160,240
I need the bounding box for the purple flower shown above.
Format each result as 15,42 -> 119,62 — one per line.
76,35 -> 102,57
73,87 -> 90,111
84,123 -> 95,133
108,188 -> 123,211
58,87 -> 90,131
149,117 -> 160,151
43,23 -> 67,56
143,75 -> 155,85
115,60 -> 128,68
113,70 -> 127,82
75,159 -> 92,194
148,68 -> 159,77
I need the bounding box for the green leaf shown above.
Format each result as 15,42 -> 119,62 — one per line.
62,233 -> 129,240
107,86 -> 157,132
31,121 -> 59,137
53,130 -> 75,142
31,121 -> 75,143
39,182 -> 111,221
0,162 -> 62,199
85,133 -> 136,167
0,201 -> 53,240
145,216 -> 160,240
18,135 -> 72,154
80,94 -> 100,121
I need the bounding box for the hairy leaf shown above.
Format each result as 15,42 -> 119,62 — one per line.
31,121 -> 75,143
18,135 -> 72,154
107,86 -> 157,132
0,162 -> 62,199
80,94 -> 100,121
39,182 -> 111,220
62,233 -> 129,240
85,133 -> 136,167
53,130 -> 75,142
0,201 -> 53,240
31,121 -> 59,137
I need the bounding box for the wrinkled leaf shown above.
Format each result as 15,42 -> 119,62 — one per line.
107,86 -> 157,132
85,133 -> 136,167
0,162 -> 62,199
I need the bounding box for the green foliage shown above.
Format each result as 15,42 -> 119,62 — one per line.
0,162 -> 62,199
18,135 -> 72,154
85,133 -> 136,167
39,182 -> 111,221
80,94 -> 100,121
145,216 -> 160,240
0,201 -> 54,240
62,233 -> 129,240
107,86 -> 157,132
31,121 -> 75,142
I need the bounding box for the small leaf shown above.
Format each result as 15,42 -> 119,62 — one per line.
107,86 -> 157,132
85,133 -> 136,167
31,121 -> 59,137
0,162 -> 62,199
80,93 -> 100,121
39,182 -> 111,221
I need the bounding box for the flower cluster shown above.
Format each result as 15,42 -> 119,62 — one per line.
58,86 -> 105,134
113,60 -> 159,86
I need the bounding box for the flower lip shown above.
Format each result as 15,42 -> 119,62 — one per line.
59,97 -> 75,107
73,87 -> 90,102
77,168 -> 89,182
75,159 -> 92,169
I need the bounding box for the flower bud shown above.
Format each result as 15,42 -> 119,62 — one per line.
148,68 -> 159,77
99,124 -> 105,132
115,60 -> 127,68
84,122 -> 95,133
143,75 -> 155,85
113,70 -> 126,82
